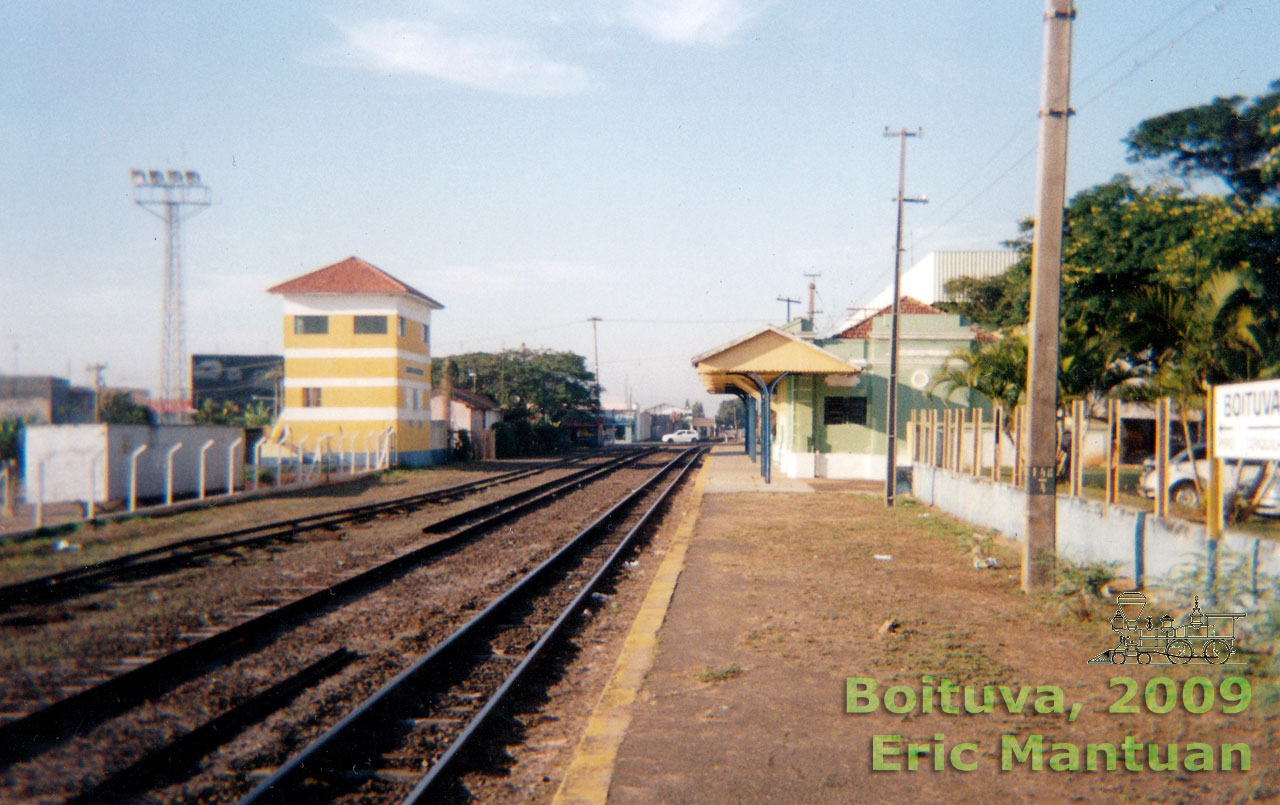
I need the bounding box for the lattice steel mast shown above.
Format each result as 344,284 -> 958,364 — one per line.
130,169 -> 210,421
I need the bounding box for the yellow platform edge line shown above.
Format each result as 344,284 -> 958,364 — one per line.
551,456 -> 711,805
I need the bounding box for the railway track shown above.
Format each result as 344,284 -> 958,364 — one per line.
0,451 -> 625,612
0,446 -> 701,802
241,446 -> 706,802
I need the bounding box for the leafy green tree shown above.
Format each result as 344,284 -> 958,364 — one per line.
0,416 -> 22,463
194,398 -> 241,425
434,349 -> 597,425
940,176 -> 1280,398
715,398 -> 745,427
1124,79 -> 1280,207
99,391 -> 154,425
930,334 -> 1027,415
690,401 -> 705,418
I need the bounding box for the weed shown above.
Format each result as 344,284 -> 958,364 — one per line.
696,664 -> 743,684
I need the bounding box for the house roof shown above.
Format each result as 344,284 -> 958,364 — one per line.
267,256 -> 444,309
834,296 -> 943,338
691,325 -> 866,395
435,388 -> 500,410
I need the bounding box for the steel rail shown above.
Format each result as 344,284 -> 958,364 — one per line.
0,451 -> 626,611
0,449 -> 653,766
239,446 -> 705,803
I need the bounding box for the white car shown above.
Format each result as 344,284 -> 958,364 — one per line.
662,429 -> 701,444
1139,444 -> 1280,516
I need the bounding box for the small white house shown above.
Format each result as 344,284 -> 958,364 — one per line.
429,389 -> 502,460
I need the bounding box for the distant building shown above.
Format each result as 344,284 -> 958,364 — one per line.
643,403 -> 693,441
600,408 -> 639,443
0,376 -> 95,424
268,256 -> 445,467
845,249 -> 1018,331
430,388 -> 502,459
191,354 -> 283,414
693,300 -> 994,481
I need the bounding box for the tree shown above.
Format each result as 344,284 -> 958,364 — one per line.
99,391 -> 154,425
690,401 -> 705,418
433,349 -> 597,425
715,398 -> 745,427
0,416 -> 22,463
1124,79 -> 1280,207
939,176 -> 1280,399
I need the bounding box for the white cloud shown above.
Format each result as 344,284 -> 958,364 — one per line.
335,18 -> 591,97
622,0 -> 759,46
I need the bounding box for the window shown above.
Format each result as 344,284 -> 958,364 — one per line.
302,387 -> 322,407
398,317 -> 406,337
353,315 -> 388,334
824,396 -> 867,426
405,366 -> 424,376
422,323 -> 430,344
294,315 -> 328,335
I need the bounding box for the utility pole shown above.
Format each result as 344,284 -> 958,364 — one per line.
86,362 -> 107,422
883,127 -> 927,507
777,296 -> 800,321
1023,0 -> 1075,593
588,317 -> 602,442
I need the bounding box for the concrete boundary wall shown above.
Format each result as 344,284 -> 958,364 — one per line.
912,462 -> 1280,588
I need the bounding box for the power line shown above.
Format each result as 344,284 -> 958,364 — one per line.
901,0 -> 1228,263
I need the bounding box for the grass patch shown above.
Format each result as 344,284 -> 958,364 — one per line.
696,664 -> 744,684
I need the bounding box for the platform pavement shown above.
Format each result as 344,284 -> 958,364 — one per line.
700,444 -> 814,494
554,443 -> 826,804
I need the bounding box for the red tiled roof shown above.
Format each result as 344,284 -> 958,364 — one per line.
267,257 -> 443,308
835,296 -> 943,339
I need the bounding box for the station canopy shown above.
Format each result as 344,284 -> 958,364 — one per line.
691,326 -> 866,395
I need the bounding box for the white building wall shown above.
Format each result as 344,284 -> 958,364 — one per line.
24,424 -> 245,504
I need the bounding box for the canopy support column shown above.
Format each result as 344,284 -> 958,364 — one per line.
732,389 -> 755,460
738,372 -> 789,484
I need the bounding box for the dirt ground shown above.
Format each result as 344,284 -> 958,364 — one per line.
600,489 -> 1279,804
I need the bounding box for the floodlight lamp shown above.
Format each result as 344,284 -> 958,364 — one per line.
167,170 -> 183,185
184,171 -> 201,186
149,170 -> 165,185
130,169 -> 146,185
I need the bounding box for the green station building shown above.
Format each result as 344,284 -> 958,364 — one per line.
693,298 -> 993,481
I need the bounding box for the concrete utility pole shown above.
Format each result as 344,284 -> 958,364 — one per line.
883,127 -> 927,507
588,317 -> 602,441
776,296 -> 800,322
1022,0 -> 1075,593
86,362 -> 107,422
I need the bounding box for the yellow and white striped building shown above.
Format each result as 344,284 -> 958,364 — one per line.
267,257 -> 445,466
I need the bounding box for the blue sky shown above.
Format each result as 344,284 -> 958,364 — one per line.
2,1 -> 1277,411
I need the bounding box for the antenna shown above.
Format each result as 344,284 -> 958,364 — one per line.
131,168 -> 210,421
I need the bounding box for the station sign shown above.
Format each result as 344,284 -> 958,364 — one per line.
1213,379 -> 1280,460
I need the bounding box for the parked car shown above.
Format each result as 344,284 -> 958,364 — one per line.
662,429 -> 701,444
1139,444 -> 1280,516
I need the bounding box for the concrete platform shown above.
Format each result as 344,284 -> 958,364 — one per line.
701,445 -> 814,494
552,447 -> 1273,804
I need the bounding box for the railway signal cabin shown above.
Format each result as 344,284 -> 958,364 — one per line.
268,257 -> 445,467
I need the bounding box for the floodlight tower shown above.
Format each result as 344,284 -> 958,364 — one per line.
131,169 -> 210,421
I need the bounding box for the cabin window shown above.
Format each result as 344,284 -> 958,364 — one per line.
294,315 -> 328,335
353,315 -> 388,334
